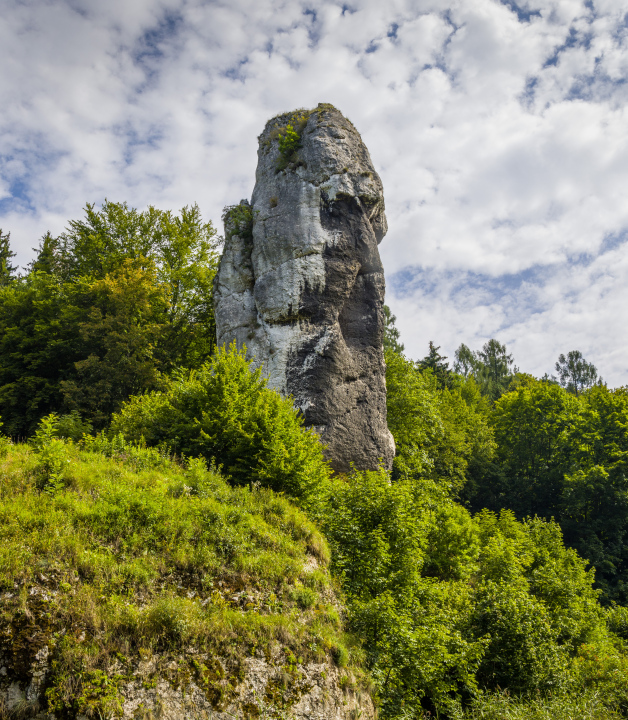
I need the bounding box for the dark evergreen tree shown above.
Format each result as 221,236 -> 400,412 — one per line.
382,304 -> 405,354
418,341 -> 453,389
0,229 -> 17,285
30,232 -> 61,275
476,339 -> 516,402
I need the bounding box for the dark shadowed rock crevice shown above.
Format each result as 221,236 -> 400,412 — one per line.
214,104 -> 394,473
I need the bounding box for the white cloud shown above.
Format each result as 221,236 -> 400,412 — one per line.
1,0 -> 628,383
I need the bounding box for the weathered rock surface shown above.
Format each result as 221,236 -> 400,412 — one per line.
214,104 -> 395,473
1,586 -> 374,720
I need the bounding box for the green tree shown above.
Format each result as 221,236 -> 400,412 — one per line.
0,229 -> 17,285
418,341 -> 454,389
0,272 -> 82,436
555,350 -> 600,396
382,304 -> 404,353
59,262 -> 168,427
30,231 -> 61,275
385,347 -> 494,495
560,385 -> 628,603
453,339 -> 516,402
475,339 -> 516,402
482,377 -> 578,518
454,343 -> 478,378
0,202 -> 220,435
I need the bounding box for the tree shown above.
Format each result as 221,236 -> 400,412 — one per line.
454,343 -> 478,378
475,339 -> 516,402
418,341 -> 453,389
0,202 -> 220,435
383,305 -> 404,353
0,229 -> 17,285
59,262 -> 168,428
483,378 -> 579,518
453,340 -> 516,402
555,350 -> 599,396
30,232 -> 61,275
386,346 -> 494,494
110,343 -> 330,508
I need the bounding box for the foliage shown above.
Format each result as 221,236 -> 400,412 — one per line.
54,410 -> 93,442
459,688 -> 624,720
320,467 -> 612,719
321,469 -> 484,717
110,343 -> 331,508
555,350 -> 600,396
31,413 -> 71,493
385,346 -> 494,494
464,378 -> 628,604
382,304 -> 404,354
0,202 -> 220,435
454,340 -> 516,402
0,228 -> 17,285
418,341 -> 454,389
222,200 -> 254,241
278,124 -> 301,159
272,110 -> 310,170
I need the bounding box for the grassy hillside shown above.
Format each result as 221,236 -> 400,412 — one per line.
0,440 -> 362,718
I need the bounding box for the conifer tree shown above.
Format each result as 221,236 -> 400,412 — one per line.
418,341 -> 453,388
0,229 -> 17,285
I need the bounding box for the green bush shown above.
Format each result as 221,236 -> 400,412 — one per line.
31,413 -> 71,493
55,410 -> 93,441
110,343 -> 331,507
278,124 -> 301,158
319,469 -> 614,719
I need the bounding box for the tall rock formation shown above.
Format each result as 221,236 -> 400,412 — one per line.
214,104 -> 394,473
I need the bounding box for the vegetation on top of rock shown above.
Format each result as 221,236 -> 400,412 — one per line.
221,201 -> 254,241
0,438 -> 357,718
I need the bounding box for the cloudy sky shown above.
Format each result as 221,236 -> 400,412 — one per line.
1,0 -> 627,383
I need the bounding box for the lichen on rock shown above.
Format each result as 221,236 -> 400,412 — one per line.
214,103 -> 395,473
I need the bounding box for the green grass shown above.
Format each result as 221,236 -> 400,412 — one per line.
459,689 -> 624,720
0,442 -> 360,717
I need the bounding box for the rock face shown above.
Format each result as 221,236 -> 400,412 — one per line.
0,580 -> 376,720
214,104 -> 395,473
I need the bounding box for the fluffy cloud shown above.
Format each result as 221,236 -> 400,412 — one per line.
1,0 -> 627,383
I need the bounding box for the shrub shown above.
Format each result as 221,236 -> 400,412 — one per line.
31,413 -> 71,493
110,343 -> 331,507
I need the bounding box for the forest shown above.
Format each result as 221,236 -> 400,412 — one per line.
1,202 -> 628,719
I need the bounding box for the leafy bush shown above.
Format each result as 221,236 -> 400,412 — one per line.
278,124 -> 301,159
31,413 -> 71,493
221,201 -> 254,240
110,343 -> 331,507
55,410 -> 93,441
320,469 -> 612,719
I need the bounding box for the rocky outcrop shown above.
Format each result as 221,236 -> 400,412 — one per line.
214,104 -> 395,473
1,586 -> 374,720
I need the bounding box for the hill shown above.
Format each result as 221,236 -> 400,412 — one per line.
0,440 -> 371,719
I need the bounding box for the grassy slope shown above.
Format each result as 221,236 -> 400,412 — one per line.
0,443 -> 360,717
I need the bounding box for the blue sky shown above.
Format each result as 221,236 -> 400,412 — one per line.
1,0 -> 628,383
